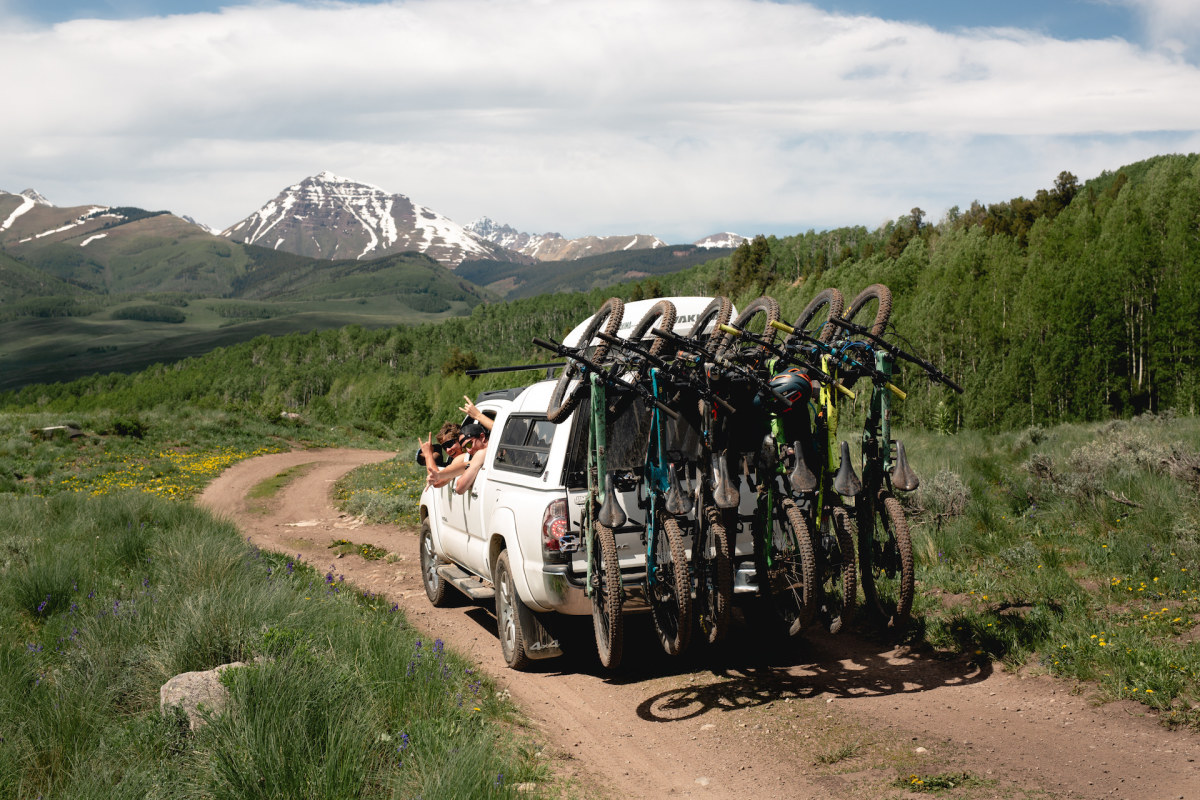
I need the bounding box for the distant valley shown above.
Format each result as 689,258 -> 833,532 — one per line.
0,174 -> 737,390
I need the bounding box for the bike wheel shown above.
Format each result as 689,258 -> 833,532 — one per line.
649,513 -> 693,656
591,521 -> 624,668
819,506 -> 857,634
694,505 -> 733,645
717,295 -> 780,362
754,497 -> 817,636
547,297 -> 624,424
841,284 -> 892,338
628,299 -> 678,360
685,296 -> 733,354
857,490 -> 914,630
789,288 -> 845,346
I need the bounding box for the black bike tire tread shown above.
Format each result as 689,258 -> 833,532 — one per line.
826,506 -> 857,634
754,498 -> 817,636
546,297 -> 625,423
685,296 -> 733,354
651,515 -> 693,656
629,300 -> 678,359
706,510 -> 733,645
857,490 -> 914,630
592,522 -> 624,668
791,288 -> 846,346
882,492 -> 914,629
717,295 -> 781,360
843,284 -> 892,338
783,499 -> 819,633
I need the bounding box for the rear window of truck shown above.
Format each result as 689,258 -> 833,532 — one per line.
493,415 -> 556,476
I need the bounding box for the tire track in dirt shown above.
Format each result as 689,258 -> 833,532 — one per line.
198,449 -> 1200,799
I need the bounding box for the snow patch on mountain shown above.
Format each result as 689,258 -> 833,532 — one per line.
221,172 -> 504,267
1,193 -> 36,232
694,232 -> 747,249
467,216 -> 667,261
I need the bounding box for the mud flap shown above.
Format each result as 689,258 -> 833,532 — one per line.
515,600 -> 563,660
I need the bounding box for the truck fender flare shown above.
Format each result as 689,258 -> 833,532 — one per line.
488,508 -> 551,613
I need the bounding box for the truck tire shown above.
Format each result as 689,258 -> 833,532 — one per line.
494,550 -> 531,669
420,517 -> 451,607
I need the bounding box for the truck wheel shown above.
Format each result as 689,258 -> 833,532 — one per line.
420,518 -> 451,607
493,550 -> 531,670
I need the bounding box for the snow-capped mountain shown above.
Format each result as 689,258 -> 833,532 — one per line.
695,232 -> 748,249
19,189 -> 53,206
467,216 -> 667,261
221,172 -> 516,267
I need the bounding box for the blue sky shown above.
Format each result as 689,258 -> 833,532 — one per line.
0,0 -> 1146,39
3,0 -> 1199,241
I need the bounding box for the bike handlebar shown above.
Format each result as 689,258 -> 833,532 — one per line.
827,317 -> 964,394
718,322 -> 853,397
532,336 -> 681,420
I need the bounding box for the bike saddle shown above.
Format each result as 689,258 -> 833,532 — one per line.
890,440 -> 920,491
598,470 -> 627,529
712,451 -> 741,509
832,441 -> 862,497
788,440 -> 817,493
665,462 -> 693,516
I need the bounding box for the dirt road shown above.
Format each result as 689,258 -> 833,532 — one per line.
198,449 -> 1200,799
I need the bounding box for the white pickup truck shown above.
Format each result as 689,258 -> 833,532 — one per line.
417,296 -> 755,669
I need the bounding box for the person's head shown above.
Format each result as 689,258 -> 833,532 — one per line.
437,421 -> 463,455
458,421 -> 488,453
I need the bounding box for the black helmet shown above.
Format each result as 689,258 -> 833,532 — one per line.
768,367 -> 813,409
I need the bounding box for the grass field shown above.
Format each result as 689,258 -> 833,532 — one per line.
0,490 -> 548,799
895,413 -> 1200,723
0,297 -> 474,392
0,409 -> 552,799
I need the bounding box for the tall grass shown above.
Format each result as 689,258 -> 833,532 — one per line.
0,490 -> 547,799
0,406 -> 399,501
897,413 -> 1200,725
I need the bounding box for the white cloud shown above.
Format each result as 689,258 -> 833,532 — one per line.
3,0 -> 1199,240
1113,0 -> 1200,55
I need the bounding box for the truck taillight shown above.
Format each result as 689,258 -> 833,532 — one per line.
542,498 -> 569,552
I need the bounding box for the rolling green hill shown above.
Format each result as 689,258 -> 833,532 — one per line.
456,244 -> 733,298
0,249 -> 88,302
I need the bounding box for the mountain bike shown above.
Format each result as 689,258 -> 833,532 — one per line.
766,288 -> 860,634
711,296 -> 828,636
829,284 -> 963,630
650,297 -> 740,644
536,298 -> 629,666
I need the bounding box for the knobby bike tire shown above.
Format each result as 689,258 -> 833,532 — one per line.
546,297 -> 625,424
717,295 -> 780,362
856,490 -> 914,631
591,522 -> 624,668
820,506 -> 857,635
790,288 -> 845,346
628,299 -> 678,360
685,296 -> 733,355
841,284 -> 893,339
695,505 -> 733,645
755,497 -> 818,636
650,514 -> 693,656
